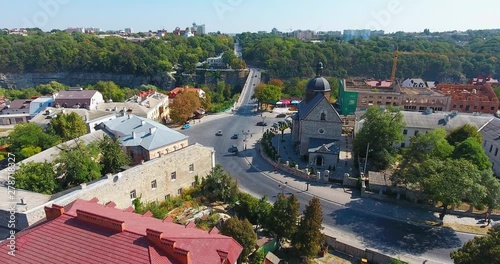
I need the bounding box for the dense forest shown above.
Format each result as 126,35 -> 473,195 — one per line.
238,32 -> 500,81
0,31 -> 234,76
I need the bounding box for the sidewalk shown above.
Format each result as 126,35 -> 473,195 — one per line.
239,112 -> 486,264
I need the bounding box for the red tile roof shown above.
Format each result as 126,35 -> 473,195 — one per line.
168,87 -> 203,98
1,198 -> 242,264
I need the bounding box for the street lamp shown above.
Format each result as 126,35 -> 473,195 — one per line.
242,130 -> 250,150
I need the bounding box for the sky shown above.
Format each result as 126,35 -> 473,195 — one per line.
2,0 -> 500,34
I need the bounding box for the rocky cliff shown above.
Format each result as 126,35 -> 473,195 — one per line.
0,72 -> 176,90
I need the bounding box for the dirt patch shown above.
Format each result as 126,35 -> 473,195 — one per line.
444,222 -> 492,235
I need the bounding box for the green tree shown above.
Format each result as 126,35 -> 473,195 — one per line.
35,81 -> 67,95
56,142 -> 102,188
19,146 -> 42,158
13,161 -> 58,194
292,197 -> 325,259
220,217 -> 257,263
98,135 -> 130,174
8,123 -> 60,160
169,90 -> 201,124
353,106 -> 405,171
253,84 -> 281,110
91,81 -> 126,102
201,164 -> 238,203
48,112 -> 88,141
451,226 -> 500,264
267,194 -> 300,244
249,248 -> 265,264
451,137 -> 491,171
394,128 -> 454,184
446,124 -> 483,146
234,193 -> 272,228
405,159 -> 487,220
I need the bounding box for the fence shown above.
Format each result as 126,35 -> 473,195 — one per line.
325,235 -> 402,264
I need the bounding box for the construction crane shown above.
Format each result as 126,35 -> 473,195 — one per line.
390,48 -> 399,83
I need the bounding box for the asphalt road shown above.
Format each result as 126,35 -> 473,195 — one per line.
181,70 -> 475,264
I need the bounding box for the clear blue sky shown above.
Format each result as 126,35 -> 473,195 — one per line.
2,0 -> 499,33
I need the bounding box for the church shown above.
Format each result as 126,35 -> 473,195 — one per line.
291,62 -> 343,169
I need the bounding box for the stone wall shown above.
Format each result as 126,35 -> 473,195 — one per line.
0,143 -> 215,230
0,72 -> 176,90
325,235 -> 402,264
191,69 -> 249,88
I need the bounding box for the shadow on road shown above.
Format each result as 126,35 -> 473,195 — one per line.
326,199 -> 464,256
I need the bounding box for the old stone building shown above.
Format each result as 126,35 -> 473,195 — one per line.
291,62 -> 343,169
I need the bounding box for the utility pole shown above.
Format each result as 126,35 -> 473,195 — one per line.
363,142 -> 370,176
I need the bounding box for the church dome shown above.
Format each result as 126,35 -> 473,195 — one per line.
306,62 -> 331,92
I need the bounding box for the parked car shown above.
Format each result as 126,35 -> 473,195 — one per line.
231,134 -> 239,139
256,122 -> 267,126
216,130 -> 223,136
276,113 -> 287,118
182,124 -> 190,130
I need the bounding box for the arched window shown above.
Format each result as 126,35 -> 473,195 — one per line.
316,156 -> 324,166
320,111 -> 326,121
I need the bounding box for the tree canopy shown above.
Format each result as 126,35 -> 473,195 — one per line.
452,137 -> 491,171
451,226 -> 500,263
48,112 -> 88,141
8,123 -> 60,160
56,142 -> 102,188
267,194 -> 300,243
292,197 -> 325,259
201,164 -> 238,203
238,32 -> 500,80
14,162 -> 59,195
220,217 -> 257,263
169,90 -> 202,124
446,124 -> 483,146
98,135 -> 130,174
353,106 -> 405,171
0,32 -> 234,76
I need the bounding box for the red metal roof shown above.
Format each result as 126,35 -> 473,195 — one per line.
1,198 -> 242,264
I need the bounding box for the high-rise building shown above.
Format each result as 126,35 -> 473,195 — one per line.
191,22 -> 205,35
124,28 -> 133,34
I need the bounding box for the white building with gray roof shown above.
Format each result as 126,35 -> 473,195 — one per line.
99,114 -> 189,164
355,109 -> 495,148
478,118 -> 500,177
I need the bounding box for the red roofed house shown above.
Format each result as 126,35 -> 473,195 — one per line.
168,87 -> 205,104
1,198 -> 243,264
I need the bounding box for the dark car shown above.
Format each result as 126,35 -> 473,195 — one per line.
276,113 -> 287,118
215,130 -> 223,136
256,122 -> 267,126
229,145 -> 238,153
231,134 -> 238,139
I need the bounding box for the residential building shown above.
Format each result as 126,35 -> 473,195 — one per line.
191,22 -> 205,35
99,114 -> 189,163
355,109 -> 495,149
205,53 -> 226,68
30,107 -> 116,132
343,29 -> 371,41
434,83 -> 499,114
124,27 -> 133,34
66,27 -> 84,34
338,79 -> 452,115
1,197 -> 242,264
478,118 -> 500,177
0,132 -> 215,230
292,62 -> 342,169
168,87 -> 206,103
97,90 -> 169,121
1,99 -> 31,115
29,96 -> 55,116
54,87 -> 104,110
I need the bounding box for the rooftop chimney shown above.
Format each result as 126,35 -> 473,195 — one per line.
149,127 -> 157,134
141,120 -> 146,126
132,131 -> 137,139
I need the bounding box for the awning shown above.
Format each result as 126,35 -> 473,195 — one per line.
281,99 -> 291,105
275,102 -> 283,105
291,100 -> 300,104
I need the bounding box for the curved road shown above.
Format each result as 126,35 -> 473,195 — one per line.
181,69 -> 475,264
